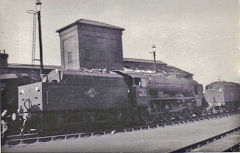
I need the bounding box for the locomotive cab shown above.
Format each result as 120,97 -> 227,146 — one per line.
132,77 -> 149,106
113,71 -> 150,107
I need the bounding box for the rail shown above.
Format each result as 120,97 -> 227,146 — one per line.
170,126 -> 240,152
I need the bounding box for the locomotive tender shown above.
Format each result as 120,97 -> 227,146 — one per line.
17,68 -> 207,133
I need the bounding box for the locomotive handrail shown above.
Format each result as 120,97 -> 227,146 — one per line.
113,70 -> 133,79
150,97 -> 196,100
23,99 -> 31,111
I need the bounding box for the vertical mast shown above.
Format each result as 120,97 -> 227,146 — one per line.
36,0 -> 43,75
151,44 -> 157,73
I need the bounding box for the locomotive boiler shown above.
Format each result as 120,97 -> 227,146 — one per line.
115,71 -> 207,123
17,69 -> 207,133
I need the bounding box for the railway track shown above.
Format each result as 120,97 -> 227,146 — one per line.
170,126 -> 240,152
2,111 -> 239,146
225,143 -> 240,152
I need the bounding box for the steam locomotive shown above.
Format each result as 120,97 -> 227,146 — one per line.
15,68 -> 207,133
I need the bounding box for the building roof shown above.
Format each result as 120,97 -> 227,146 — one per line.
123,58 -> 166,65
207,81 -> 240,88
123,58 -> 193,77
6,59 -> 192,78
0,73 -> 17,80
8,63 -> 60,70
56,19 -> 125,33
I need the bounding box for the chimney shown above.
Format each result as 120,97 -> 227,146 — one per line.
0,49 -> 9,68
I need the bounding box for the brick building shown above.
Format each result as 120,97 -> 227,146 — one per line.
57,19 -> 124,71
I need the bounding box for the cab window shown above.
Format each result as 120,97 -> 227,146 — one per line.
134,77 -> 147,87
134,78 -> 141,86
194,85 -> 198,95
141,78 -> 147,87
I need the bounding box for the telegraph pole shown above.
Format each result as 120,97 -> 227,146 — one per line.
36,0 -> 43,75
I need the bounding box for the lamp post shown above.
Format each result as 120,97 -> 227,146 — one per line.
151,44 -> 157,73
36,0 -> 44,75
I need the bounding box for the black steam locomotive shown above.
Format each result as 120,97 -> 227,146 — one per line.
16,68 -> 207,133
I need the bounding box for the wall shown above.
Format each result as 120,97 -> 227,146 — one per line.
78,23 -> 123,70
58,25 -> 80,69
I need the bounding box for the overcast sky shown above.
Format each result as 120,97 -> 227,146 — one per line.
0,0 -> 239,86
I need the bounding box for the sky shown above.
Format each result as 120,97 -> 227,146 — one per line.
0,0 -> 239,86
